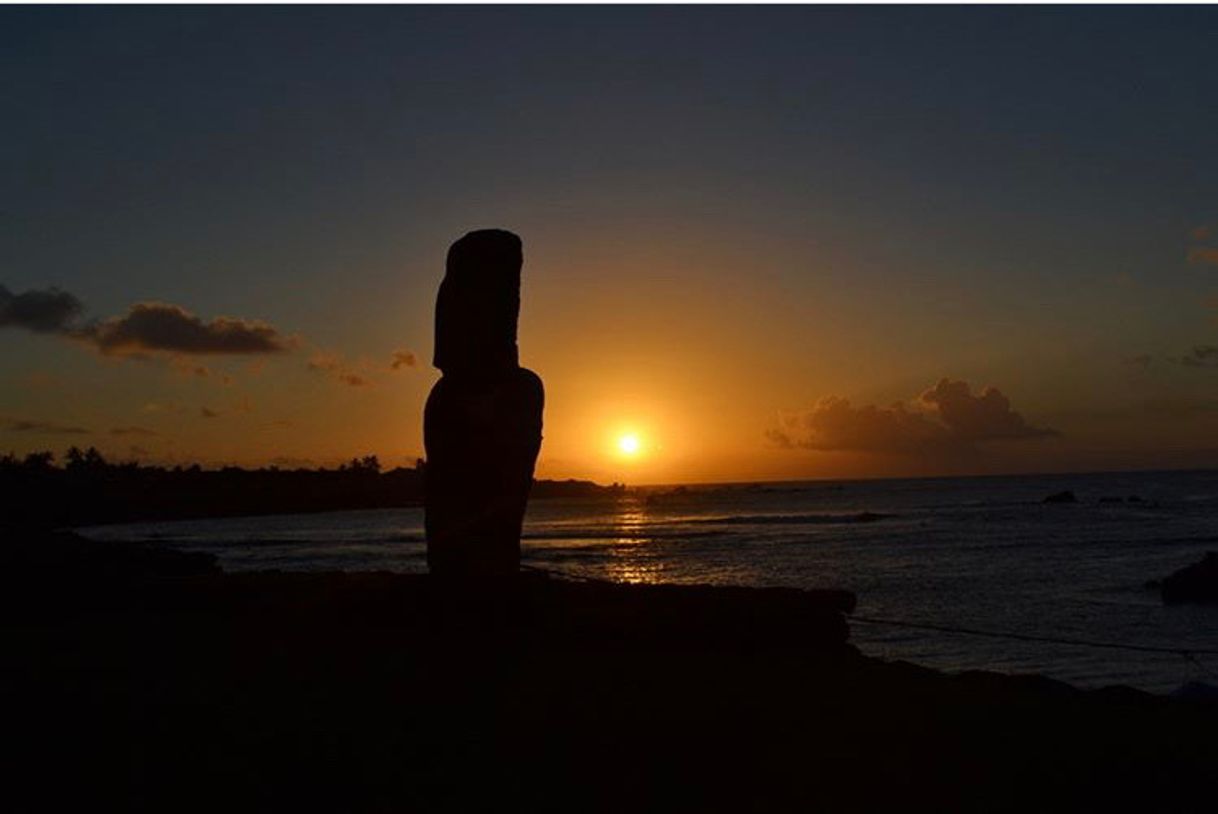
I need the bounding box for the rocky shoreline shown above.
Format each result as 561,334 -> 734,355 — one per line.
6,530 -> 1217,811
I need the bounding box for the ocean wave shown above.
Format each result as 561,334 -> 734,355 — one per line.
523,528 -> 725,542
1147,534 -> 1218,547
694,511 -> 894,526
139,534 -> 427,547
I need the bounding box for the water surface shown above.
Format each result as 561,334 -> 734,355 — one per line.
80,469 -> 1218,694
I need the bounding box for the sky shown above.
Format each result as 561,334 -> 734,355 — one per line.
3,6 -> 1218,484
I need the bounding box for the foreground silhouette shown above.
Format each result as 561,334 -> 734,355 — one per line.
8,529 -> 1218,813
424,229 -> 543,579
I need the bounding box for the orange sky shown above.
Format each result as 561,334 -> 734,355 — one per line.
5,223 -> 1217,484
4,8 -> 1218,483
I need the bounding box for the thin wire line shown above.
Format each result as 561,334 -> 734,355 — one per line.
848,614 -> 1218,657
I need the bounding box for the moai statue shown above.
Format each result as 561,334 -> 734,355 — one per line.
424,229 -> 544,579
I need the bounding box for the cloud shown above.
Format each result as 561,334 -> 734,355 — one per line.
0,285 -> 84,333
142,401 -> 184,414
77,301 -> 291,356
771,378 -> 1056,455
198,396 -> 255,419
110,426 -> 158,437
2,284 -> 293,363
1188,247 -> 1218,267
919,378 -> 1058,440
2,417 -> 91,434
1189,224 -> 1218,265
171,357 -> 234,385
1177,345 -> 1218,368
4,284 -> 398,389
770,398 -> 947,453
308,352 -> 373,387
1123,354 -> 1153,369
169,357 -> 215,379
390,350 -> 417,370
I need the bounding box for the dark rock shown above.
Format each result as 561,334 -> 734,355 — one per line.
1172,681 -> 1218,701
1160,552 -> 1218,604
0,527 -> 218,579
1043,489 -> 1077,504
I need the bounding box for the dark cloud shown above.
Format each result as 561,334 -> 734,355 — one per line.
110,426 -> 158,437
1188,247 -> 1218,267
771,378 -> 1056,455
169,357 -> 214,378
770,398 -> 948,453
309,352 -> 373,387
2,286 -> 399,393
390,350 -> 417,370
307,354 -> 339,374
919,378 -> 1057,440
78,301 -> 290,356
1123,354 -> 1153,369
198,397 -> 254,419
0,285 -> 84,333
1177,345 -> 1218,368
2,417 -> 91,434
2,285 -> 292,361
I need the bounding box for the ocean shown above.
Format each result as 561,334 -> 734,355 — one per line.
78,469 -> 1218,695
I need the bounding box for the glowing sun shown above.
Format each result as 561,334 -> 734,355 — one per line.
617,433 -> 642,457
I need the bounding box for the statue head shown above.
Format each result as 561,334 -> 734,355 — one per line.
433,229 -> 522,376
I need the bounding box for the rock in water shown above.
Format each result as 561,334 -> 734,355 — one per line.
1160,552 -> 1218,604
1043,490 -> 1077,504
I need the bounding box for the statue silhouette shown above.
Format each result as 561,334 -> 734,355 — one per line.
424,229 -> 544,579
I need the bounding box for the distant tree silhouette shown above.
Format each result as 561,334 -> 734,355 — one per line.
0,447 -> 615,529
21,451 -> 55,472
65,446 -> 107,473
341,455 -> 381,474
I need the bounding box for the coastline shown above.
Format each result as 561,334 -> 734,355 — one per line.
7,529 -> 1217,811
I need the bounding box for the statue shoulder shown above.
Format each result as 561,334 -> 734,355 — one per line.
514,367 -> 544,408
516,367 -> 543,390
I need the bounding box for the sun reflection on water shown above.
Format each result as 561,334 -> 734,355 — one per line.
604,497 -> 665,584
